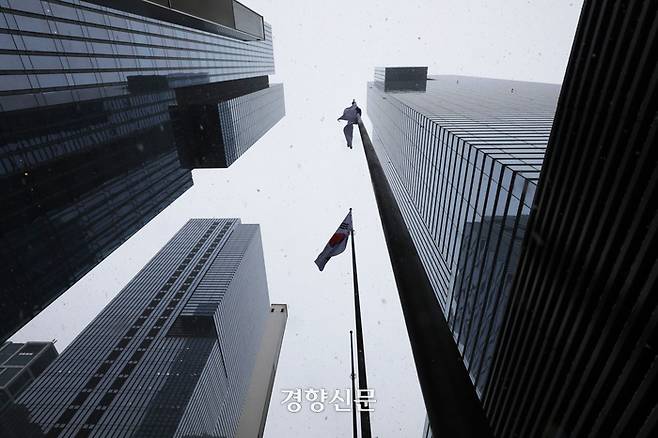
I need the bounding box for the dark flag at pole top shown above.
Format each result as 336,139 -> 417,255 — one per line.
338,101 -> 361,148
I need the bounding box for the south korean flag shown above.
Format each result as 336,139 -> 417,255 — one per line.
314,211 -> 353,271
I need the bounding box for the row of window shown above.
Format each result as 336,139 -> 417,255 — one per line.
367,76 -> 559,398
45,222 -> 227,435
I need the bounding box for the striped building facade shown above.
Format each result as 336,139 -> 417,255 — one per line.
0,0 -> 283,341
483,1 -> 658,436
8,219 -> 270,437
1,342 -> 58,412
0,0 -> 275,113
367,74 -> 560,397
218,83 -> 285,167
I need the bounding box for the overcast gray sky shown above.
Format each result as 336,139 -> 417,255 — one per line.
11,1 -> 583,436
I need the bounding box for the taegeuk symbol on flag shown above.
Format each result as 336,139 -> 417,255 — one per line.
314,211 -> 353,271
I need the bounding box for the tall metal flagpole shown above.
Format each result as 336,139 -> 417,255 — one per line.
349,208 -> 372,438
349,330 -> 358,438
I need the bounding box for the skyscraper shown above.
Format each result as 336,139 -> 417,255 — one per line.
0,0 -> 285,341
0,341 -> 58,438
171,78 -> 286,168
367,71 -> 560,397
236,303 -> 288,438
1,342 -> 58,412
483,1 -> 658,437
7,218 -> 274,437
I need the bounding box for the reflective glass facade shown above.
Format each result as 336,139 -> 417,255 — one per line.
0,342 -> 58,438
218,83 -> 285,166
0,0 -> 274,112
84,0 -> 266,41
7,219 -> 270,437
367,74 -> 559,397
374,66 -> 427,91
0,0 -> 282,341
1,342 -> 58,411
171,78 -> 285,168
1,84 -> 194,343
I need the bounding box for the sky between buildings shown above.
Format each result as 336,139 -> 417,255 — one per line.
11,1 -> 584,436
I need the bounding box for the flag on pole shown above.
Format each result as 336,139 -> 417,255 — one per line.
314,211 -> 353,271
338,103 -> 360,124
338,101 -> 361,148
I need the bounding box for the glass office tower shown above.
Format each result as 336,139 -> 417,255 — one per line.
0,0 -> 284,341
483,1 -> 658,437
6,219 -> 271,437
0,342 -> 58,438
367,71 -> 560,397
1,342 -> 58,411
171,78 -> 286,168
217,83 -> 286,167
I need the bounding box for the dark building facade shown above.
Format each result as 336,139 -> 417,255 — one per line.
83,0 -> 266,41
216,82 -> 285,167
171,77 -> 285,168
7,219 -> 271,437
1,342 -> 58,412
483,1 -> 658,437
367,72 -> 560,398
0,342 -> 58,438
374,66 -> 428,91
0,0 -> 284,341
